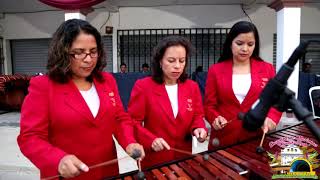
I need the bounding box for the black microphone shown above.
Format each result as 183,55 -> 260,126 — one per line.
239,41 -> 309,131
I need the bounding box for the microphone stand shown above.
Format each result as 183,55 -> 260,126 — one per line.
241,40 -> 320,142
267,40 -> 320,142
272,40 -> 320,142
275,87 -> 320,142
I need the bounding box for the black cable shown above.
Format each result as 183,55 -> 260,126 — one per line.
241,4 -> 252,23
99,12 -> 111,31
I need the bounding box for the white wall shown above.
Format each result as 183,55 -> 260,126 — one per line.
301,5 -> 320,34
0,12 -> 63,39
0,4 -> 319,73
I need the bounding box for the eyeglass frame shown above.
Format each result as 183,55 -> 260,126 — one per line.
69,51 -> 99,61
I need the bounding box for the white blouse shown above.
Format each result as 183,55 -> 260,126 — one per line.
165,84 -> 178,118
80,84 -> 100,118
232,74 -> 251,104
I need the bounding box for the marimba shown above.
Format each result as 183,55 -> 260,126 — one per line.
0,74 -> 31,110
109,119 -> 320,180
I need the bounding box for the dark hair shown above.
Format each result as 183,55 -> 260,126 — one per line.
302,62 -> 312,73
195,66 -> 203,73
152,36 -> 192,84
142,63 -> 149,68
120,63 -> 127,67
218,21 -> 262,62
47,19 -> 106,83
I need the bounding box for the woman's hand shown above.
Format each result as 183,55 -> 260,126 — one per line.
193,128 -> 207,142
212,116 -> 228,130
126,143 -> 145,160
58,154 -> 89,178
261,117 -> 277,133
151,138 -> 170,152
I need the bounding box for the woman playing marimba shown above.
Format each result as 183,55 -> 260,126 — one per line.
204,21 -> 282,149
128,36 -> 208,168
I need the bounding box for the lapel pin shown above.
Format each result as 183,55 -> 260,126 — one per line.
187,102 -> 193,111
187,107 -> 193,111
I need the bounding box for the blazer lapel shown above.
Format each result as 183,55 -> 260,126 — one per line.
154,83 -> 175,121
177,82 -> 188,118
63,80 -> 94,122
223,60 -> 240,105
242,59 -> 263,106
93,78 -> 109,126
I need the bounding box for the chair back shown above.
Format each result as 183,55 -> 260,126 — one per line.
309,86 -> 320,118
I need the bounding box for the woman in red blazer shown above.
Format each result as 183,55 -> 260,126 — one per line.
128,36 -> 208,168
17,19 -> 144,180
204,21 -> 282,150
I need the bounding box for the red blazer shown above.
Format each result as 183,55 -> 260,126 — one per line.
204,59 -> 282,149
17,72 -> 135,180
128,77 -> 207,168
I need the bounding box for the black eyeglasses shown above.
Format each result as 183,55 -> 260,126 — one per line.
69,51 -> 99,60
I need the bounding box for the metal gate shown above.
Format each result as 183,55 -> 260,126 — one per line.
117,28 -> 229,75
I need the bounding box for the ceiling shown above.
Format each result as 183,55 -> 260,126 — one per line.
0,0 -> 318,14
0,0 -> 276,13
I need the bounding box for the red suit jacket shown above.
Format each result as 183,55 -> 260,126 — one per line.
17,72 -> 135,180
204,59 -> 282,149
128,77 -> 207,168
